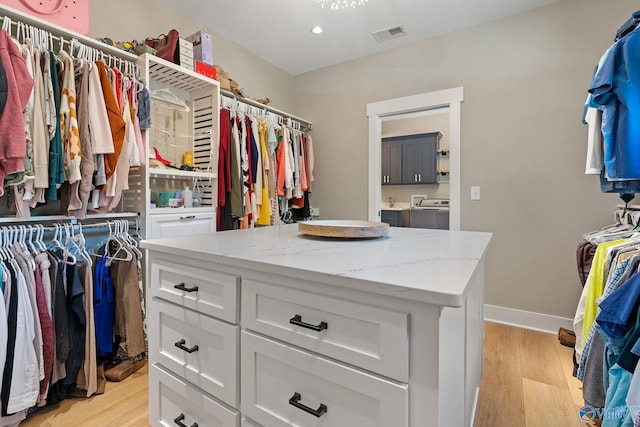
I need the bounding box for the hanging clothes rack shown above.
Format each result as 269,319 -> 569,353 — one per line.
220,88 -> 313,131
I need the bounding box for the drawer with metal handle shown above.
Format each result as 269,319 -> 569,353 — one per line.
149,363 -> 239,427
242,279 -> 409,382
149,257 -> 239,323
241,331 -> 408,427
149,297 -> 239,406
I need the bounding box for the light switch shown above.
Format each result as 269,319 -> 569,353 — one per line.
470,186 -> 481,201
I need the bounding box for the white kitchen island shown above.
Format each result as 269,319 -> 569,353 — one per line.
141,224 -> 492,427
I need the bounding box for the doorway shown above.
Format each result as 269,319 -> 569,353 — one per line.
366,87 -> 463,230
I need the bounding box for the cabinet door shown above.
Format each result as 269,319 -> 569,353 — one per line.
380,210 -> 401,227
402,139 -> 421,184
381,140 -> 402,185
417,137 -> 438,184
397,132 -> 440,185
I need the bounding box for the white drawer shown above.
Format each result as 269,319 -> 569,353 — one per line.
149,363 -> 239,427
242,279 -> 408,381
241,331 -> 408,427
149,298 -> 239,407
150,258 -> 238,323
149,212 -> 215,239
241,418 -> 261,427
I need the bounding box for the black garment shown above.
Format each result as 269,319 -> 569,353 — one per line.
292,191 -> 312,220
1,265 -> 18,416
218,196 -> 233,231
576,241 -> 597,288
54,251 -> 70,363
63,264 -> 85,386
0,56 -> 8,117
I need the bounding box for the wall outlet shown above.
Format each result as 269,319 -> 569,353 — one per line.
470,186 -> 481,201
311,207 -> 320,217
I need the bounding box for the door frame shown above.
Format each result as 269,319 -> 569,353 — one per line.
366,87 -> 463,230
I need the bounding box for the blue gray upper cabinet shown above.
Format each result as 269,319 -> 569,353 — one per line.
382,132 -> 441,185
381,139 -> 403,185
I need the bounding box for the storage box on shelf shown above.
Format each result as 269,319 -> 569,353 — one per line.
124,53 -> 220,239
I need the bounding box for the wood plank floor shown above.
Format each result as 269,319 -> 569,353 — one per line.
21,322 -> 586,427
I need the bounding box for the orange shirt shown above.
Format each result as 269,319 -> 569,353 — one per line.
96,61 -> 125,181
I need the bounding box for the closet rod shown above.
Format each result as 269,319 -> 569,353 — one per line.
220,89 -> 313,131
33,219 -> 139,232
0,212 -> 139,225
0,4 -> 137,63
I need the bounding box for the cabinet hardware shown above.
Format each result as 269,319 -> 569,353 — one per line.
418,174 -> 422,182
174,413 -> 198,427
289,392 -> 328,418
174,339 -> 199,354
414,174 -> 417,182
174,282 -> 199,293
180,215 -> 196,220
289,314 -> 328,332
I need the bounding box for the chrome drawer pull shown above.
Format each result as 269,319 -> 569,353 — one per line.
174,339 -> 199,354
289,392 -> 327,418
180,215 -> 196,220
174,282 -> 199,293
174,413 -> 198,427
289,314 -> 328,332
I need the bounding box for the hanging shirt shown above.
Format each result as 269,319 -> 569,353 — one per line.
94,254 -> 115,358
589,28 -> 640,179
46,51 -> 64,201
96,61 -> 126,181
87,63 -> 115,156
6,259 -> 39,415
59,51 -> 82,185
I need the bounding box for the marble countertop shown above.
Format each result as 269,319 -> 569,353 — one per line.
141,224 -> 492,307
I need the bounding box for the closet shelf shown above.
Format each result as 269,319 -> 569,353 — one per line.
0,212 -> 140,224
149,168 -> 216,180
145,54 -> 217,92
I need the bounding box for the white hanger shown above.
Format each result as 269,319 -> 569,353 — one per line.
2,16 -> 11,33
151,88 -> 190,112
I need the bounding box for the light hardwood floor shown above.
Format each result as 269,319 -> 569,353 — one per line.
21,322 -> 586,427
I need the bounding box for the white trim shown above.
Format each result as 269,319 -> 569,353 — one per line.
366,87 -> 463,230
484,304 -> 573,335
469,386 -> 480,427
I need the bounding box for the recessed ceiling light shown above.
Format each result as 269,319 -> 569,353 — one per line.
311,26 -> 324,35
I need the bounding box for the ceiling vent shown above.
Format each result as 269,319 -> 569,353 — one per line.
372,25 -> 407,43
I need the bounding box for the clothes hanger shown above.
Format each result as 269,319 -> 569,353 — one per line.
104,221 -> 133,266
150,88 -> 190,112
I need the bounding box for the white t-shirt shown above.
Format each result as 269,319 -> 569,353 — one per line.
585,107 -> 604,175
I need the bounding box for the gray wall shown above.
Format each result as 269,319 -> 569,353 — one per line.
293,0 -> 628,319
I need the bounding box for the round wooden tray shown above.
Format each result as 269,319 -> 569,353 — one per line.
298,220 -> 389,239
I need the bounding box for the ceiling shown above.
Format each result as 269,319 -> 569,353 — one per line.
161,0 -> 559,76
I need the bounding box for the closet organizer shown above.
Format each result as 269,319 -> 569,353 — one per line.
574,10 -> 640,427
0,4 -> 149,424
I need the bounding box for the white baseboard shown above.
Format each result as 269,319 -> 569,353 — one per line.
484,304 -> 573,335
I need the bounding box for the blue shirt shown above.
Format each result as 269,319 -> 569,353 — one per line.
590,28 -> 640,179
596,272 -> 640,342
